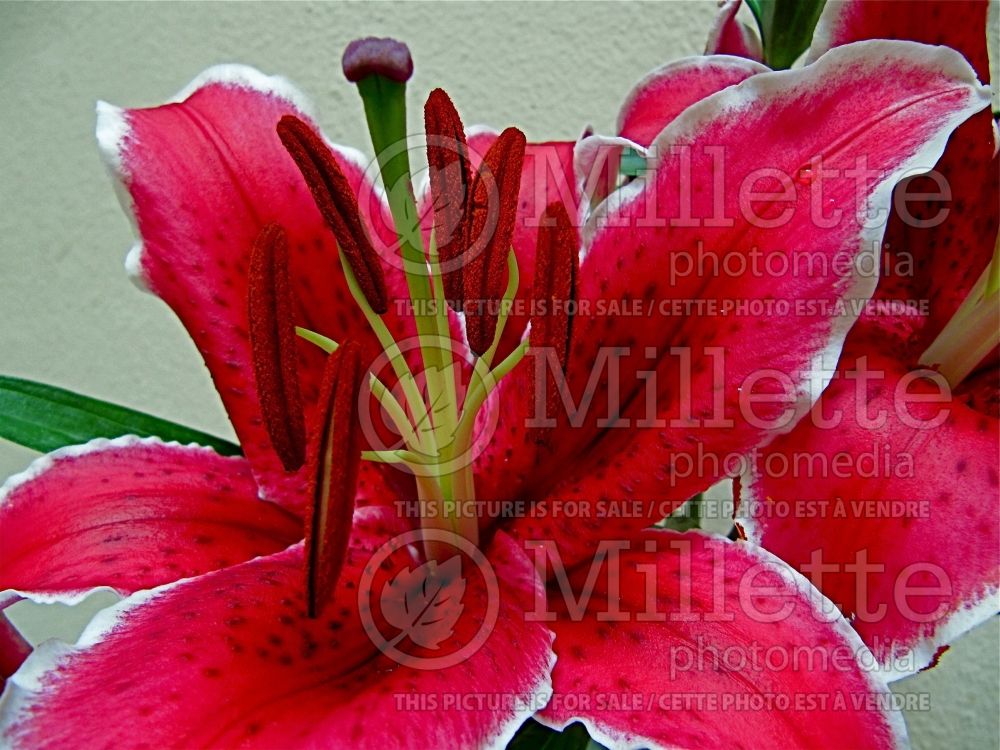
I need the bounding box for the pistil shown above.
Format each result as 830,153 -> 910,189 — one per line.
344,39 -> 457,467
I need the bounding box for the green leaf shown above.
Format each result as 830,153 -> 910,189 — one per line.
0,376 -> 241,456
661,493 -> 703,532
751,0 -> 826,70
507,720 -> 596,750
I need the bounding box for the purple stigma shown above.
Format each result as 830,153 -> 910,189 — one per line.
342,37 -> 414,83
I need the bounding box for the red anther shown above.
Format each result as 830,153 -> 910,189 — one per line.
248,222 -> 306,472
305,341 -> 363,618
463,127 -> 526,356
424,88 -> 471,309
277,115 -> 389,314
529,202 -> 579,420
342,37 -> 414,83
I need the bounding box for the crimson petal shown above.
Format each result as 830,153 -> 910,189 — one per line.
574,54 -> 767,210
536,530 -> 907,749
808,0 -> 991,80
96,65 -> 414,514
481,42 -> 991,536
740,349 -> 1000,677
0,510 -> 554,750
0,437 -> 301,600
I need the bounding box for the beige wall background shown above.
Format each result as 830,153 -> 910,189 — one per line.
0,2 -> 996,748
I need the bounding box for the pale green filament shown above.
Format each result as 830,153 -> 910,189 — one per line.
296,325 -> 428,456
295,326 -> 339,353
919,231 -> 1000,387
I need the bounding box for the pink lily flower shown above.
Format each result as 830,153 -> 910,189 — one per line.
0,28 -> 991,750
733,0 -> 1000,680
579,0 -> 999,683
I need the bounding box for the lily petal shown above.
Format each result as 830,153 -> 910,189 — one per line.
536,530 -> 907,750
616,55 -> 769,149
0,436 -> 301,602
575,55 -> 767,210
483,41 -> 991,547
866,111 -> 998,353
96,65 -> 413,513
0,509 -> 554,750
806,0 -> 997,353
807,0 -> 992,81
739,349 -> 1000,678
705,0 -> 764,62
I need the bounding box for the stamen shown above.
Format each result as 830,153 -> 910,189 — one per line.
305,341 -> 363,618
342,37 -> 414,84
248,223 -> 306,471
424,88 -> 472,308
529,201 -> 579,419
463,127 -> 526,356
277,115 -> 389,313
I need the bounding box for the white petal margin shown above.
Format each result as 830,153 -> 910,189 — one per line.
94,64 -> 320,293
737,462 -> 1000,682
534,531 -> 910,750
0,578 -> 182,740
804,0 -> 854,65
613,40 -> 991,433
485,620 -> 557,750
580,55 -> 767,237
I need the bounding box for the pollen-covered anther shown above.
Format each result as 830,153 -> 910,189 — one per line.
463,127 -> 527,356
277,115 -> 389,313
424,88 -> 472,309
248,222 -> 306,472
529,201 -> 579,421
305,341 -> 364,618
342,36 -> 414,83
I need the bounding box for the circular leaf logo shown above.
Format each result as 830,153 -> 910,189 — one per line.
358,529 -> 499,670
